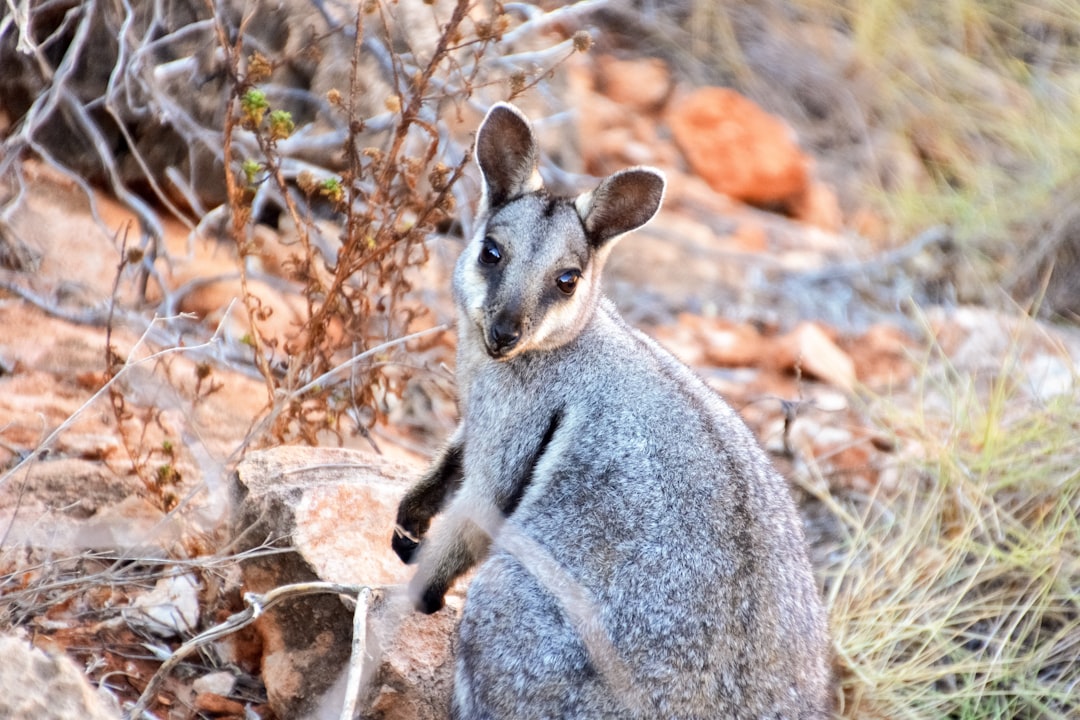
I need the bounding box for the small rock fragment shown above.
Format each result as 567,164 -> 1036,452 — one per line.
192,670 -> 237,697
124,572 -> 201,638
777,322 -> 857,391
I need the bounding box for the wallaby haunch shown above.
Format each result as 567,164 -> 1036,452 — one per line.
392,103 -> 830,719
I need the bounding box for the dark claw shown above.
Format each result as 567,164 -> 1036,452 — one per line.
392,529 -> 421,564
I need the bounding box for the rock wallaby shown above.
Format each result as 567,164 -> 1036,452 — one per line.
392,102 -> 830,719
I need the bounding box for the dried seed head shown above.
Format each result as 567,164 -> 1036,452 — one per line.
297,171 -> 317,195
509,71 -> 527,95
429,162 -> 450,191
572,30 -> 593,53
247,52 -> 273,83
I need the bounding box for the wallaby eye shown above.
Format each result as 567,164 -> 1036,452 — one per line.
479,237 -> 502,266
556,270 -> 580,295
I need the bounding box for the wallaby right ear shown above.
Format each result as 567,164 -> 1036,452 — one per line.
576,167 -> 666,248
476,103 -> 541,208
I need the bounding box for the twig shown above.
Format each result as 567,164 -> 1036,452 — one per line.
0,544 -> 289,615
0,275 -> 125,327
339,586 -> 373,720
289,323 -> 450,399
501,0 -> 612,45
125,581 -> 370,719
234,322 -> 451,452
0,312 -> 224,488
786,225 -> 952,284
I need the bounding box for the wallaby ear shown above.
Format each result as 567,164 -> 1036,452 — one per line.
576,168 -> 666,247
476,103 -> 541,208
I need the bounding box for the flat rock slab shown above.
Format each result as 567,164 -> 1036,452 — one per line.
231,446 -> 456,719
0,634 -> 121,719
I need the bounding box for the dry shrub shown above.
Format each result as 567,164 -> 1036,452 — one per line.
0,0 -> 598,448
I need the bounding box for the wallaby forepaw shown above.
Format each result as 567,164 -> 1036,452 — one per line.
417,585 -> 446,615
392,527 -> 421,564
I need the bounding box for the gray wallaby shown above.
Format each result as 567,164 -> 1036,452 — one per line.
392,102 -> 830,719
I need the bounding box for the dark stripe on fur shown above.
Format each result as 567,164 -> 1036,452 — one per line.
501,409 -> 563,516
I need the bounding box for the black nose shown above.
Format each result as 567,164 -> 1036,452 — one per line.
488,321 -> 520,354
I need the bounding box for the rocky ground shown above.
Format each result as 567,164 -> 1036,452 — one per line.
2,12 -> 1079,720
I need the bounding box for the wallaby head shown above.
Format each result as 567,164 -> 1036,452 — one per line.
454,103 -> 665,360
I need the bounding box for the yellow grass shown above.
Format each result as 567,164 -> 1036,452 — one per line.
823,323 -> 1079,718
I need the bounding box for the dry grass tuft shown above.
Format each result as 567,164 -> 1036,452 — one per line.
824,328 -> 1079,718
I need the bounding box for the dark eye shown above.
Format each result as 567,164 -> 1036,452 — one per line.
556,270 -> 580,295
479,237 -> 502,265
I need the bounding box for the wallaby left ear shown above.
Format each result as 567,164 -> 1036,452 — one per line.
576,168 -> 666,247
476,102 -> 541,208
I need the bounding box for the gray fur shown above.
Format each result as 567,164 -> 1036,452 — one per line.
392,102 -> 831,718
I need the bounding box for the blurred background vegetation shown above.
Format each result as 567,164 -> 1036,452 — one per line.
600,0 -> 1080,319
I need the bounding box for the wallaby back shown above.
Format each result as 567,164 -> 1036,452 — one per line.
392,103 -> 831,719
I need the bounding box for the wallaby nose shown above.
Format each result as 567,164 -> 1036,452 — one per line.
488,321 -> 520,355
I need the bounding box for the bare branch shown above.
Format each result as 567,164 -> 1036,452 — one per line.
125,581 -> 372,719
339,586 -> 374,720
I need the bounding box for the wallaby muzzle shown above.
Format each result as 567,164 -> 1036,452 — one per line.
486,311 -> 522,357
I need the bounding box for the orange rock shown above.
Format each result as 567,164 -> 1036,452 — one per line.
792,181 -> 843,232
775,322 -> 856,391
660,169 -> 741,216
667,87 -> 810,210
574,90 -> 630,175
729,222 -> 769,253
843,324 -> 915,389
650,316 -> 707,367
699,318 -> 768,368
596,55 -> 673,113
851,207 -> 889,244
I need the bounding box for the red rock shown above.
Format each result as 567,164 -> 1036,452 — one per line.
574,89 -> 649,176
843,324 -> 915,389
193,692 -> 245,716
851,207 -> 889,244
650,316 -> 707,367
667,87 -> 810,210
792,181 -> 843,232
704,321 -> 769,368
